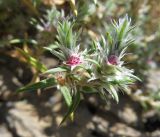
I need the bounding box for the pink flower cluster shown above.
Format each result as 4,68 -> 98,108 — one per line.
66,55 -> 82,66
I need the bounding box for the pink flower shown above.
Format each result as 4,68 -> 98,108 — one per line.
107,55 -> 119,65
66,54 -> 82,66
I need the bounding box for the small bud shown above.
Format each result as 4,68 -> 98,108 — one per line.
55,72 -> 66,86
107,55 -> 119,65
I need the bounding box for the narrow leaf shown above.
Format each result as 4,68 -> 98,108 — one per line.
17,78 -> 56,92
44,67 -> 67,74
84,58 -> 100,67
60,91 -> 81,125
44,47 -> 65,60
60,86 -> 72,107
10,39 -> 37,45
81,86 -> 98,93
109,85 -> 119,103
16,48 -> 47,72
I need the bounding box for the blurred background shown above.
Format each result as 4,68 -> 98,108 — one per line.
0,0 -> 160,137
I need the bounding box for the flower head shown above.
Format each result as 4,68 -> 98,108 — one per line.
66,54 -> 82,66
107,55 -> 119,65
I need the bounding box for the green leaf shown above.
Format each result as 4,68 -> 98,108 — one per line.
60,86 -> 72,106
60,91 -> 81,125
128,73 -> 142,82
44,47 -> 65,60
81,86 -> 98,93
103,64 -> 117,74
17,78 -> 56,92
99,35 -> 106,49
84,58 -> 100,67
118,19 -> 127,43
56,20 -> 77,49
65,26 -> 73,48
113,15 -> 132,50
109,77 -> 134,85
47,44 -> 59,50
16,48 -> 47,72
99,87 -> 108,102
10,39 -> 23,44
10,39 -> 37,45
106,32 -> 113,53
44,67 -> 67,74
109,85 -> 119,103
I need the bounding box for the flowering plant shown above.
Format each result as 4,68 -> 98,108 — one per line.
18,13 -> 140,124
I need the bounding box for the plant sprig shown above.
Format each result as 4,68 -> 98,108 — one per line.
17,12 -> 140,125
